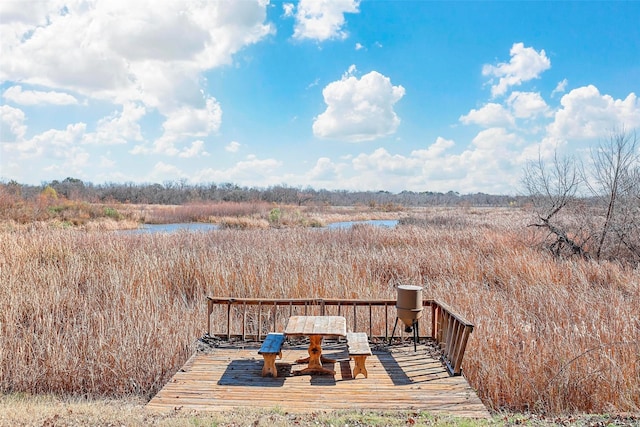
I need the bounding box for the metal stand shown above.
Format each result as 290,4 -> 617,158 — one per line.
390,317 -> 419,352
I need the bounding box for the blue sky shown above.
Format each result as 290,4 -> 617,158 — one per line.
1,1 -> 639,195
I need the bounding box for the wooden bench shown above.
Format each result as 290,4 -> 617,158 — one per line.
346,332 -> 372,379
258,333 -> 286,377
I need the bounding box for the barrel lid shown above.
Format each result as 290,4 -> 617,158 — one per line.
397,285 -> 422,291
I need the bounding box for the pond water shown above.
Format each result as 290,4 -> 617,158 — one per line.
124,219 -> 398,234
126,222 -> 220,234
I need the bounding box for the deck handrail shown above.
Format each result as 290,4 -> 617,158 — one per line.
205,296 -> 474,376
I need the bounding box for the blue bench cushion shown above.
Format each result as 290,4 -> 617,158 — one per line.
258,333 -> 286,354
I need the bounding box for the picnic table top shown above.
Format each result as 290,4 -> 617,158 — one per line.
284,315 -> 347,337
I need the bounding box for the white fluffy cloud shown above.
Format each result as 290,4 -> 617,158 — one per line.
470,127 -> 521,151
327,139 -> 456,190
0,105 -> 27,140
482,43 -> 551,97
179,140 -> 209,158
3,85 -> 78,106
306,130 -> 523,193
551,79 -> 568,97
194,155 -> 282,184
162,98 -> 223,138
0,0 -> 274,183
148,161 -> 187,182
6,122 -> 87,162
290,0 -> 360,41
283,3 -> 294,17
353,147 -> 423,174
410,137 -> 455,160
0,1 -> 272,114
548,85 -> 640,139
313,67 -> 405,142
459,91 -> 549,135
507,91 -> 550,119
0,1 -> 51,26
518,135 -> 568,165
225,141 -> 241,153
83,103 -> 146,145
129,97 -> 222,156
452,128 -> 525,192
0,107 -> 98,182
307,157 -> 341,181
459,103 -> 515,127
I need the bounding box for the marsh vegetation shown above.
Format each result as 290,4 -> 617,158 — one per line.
1,203 -> 638,423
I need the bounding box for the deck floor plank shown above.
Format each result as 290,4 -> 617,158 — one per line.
146,342 -> 490,418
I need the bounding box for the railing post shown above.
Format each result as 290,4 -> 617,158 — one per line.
273,301 -> 278,332
226,302 -> 231,341
431,303 -> 437,339
207,298 -> 212,336
448,321 -> 463,372
452,325 -> 472,375
258,301 -> 262,341
446,311 -> 455,354
437,307 -> 444,344
352,303 -> 357,332
242,301 -> 246,341
369,304 -> 373,339
385,303 -> 389,341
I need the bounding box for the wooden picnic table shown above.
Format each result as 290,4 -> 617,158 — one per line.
284,315 -> 347,375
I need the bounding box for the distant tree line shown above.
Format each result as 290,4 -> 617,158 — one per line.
3,126 -> 638,267
1,177 -> 518,207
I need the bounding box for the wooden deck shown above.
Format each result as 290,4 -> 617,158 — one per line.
146,340 -> 490,418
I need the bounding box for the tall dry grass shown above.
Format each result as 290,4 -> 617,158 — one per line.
0,207 -> 638,415
123,201 -> 274,224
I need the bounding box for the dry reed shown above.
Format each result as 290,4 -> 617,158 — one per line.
0,207 -> 638,415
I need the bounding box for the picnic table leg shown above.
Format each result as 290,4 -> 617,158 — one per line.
295,335 -> 336,375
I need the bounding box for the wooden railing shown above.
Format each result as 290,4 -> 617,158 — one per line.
432,300 -> 475,377
206,297 -> 474,376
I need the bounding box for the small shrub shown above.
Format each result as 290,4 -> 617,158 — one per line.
103,207 -> 122,220
269,208 -> 281,224
40,186 -> 58,200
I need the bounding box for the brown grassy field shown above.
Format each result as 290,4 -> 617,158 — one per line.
0,206 -> 638,422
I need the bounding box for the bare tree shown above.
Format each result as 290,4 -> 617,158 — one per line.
522,128 -> 640,265
588,129 -> 640,261
522,150 -> 589,258
615,163 -> 640,261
